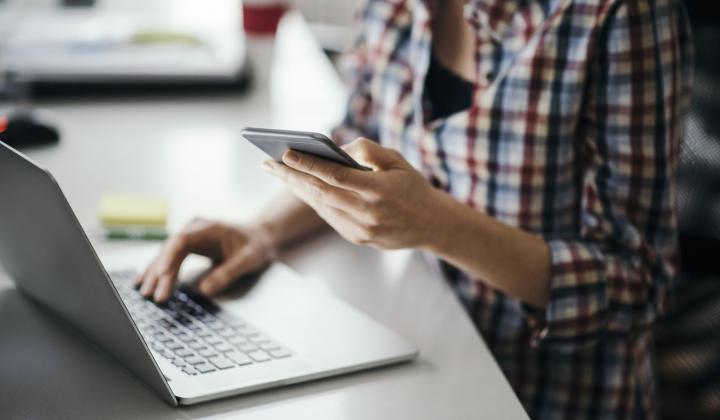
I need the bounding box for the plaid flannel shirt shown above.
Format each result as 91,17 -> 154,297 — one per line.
332,0 -> 693,418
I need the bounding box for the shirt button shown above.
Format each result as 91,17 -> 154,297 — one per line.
485,71 -> 496,83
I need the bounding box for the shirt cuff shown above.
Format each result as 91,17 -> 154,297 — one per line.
522,239 -> 609,351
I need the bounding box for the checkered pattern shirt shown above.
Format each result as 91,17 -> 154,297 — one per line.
332,0 -> 693,418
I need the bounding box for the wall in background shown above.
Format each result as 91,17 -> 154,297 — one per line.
0,0 -> 362,53
290,0 -> 359,27
290,0 -> 360,53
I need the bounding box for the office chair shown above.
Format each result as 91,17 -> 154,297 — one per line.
655,4 -> 720,419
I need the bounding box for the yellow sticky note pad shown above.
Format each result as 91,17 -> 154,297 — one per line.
100,194 -> 168,227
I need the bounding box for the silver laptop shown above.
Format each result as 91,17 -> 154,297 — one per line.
0,141 -> 418,406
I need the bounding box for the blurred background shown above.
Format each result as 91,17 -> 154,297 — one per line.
0,0 -> 363,243
0,0 -> 358,99
0,1 -> 718,419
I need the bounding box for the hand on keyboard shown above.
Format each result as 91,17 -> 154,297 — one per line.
135,218 -> 277,303
113,272 -> 292,376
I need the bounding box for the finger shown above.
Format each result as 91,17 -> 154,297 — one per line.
264,160 -> 368,214
197,250 -> 260,296
315,205 -> 372,246
154,236 -> 193,277
146,223 -> 212,301
281,150 -> 373,191
263,161 -> 375,235
134,262 -> 153,288
343,138 -> 405,170
289,181 -> 378,228
139,269 -> 160,298
153,274 -> 175,303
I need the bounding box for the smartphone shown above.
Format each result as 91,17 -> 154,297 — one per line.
241,127 -> 371,171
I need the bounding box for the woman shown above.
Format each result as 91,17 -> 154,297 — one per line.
136,0 -> 692,418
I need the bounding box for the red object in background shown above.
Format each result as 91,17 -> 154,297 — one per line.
243,2 -> 288,36
0,116 -> 8,134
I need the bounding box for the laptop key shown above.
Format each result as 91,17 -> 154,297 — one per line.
228,336 -> 248,346
237,326 -> 260,337
247,350 -> 271,363
165,341 -> 183,351
184,355 -> 205,365
172,359 -> 186,367
206,321 -> 225,331
189,341 -> 207,351
159,336 -> 175,344
214,342 -> 234,353
226,351 -> 253,366
205,336 -> 223,346
175,348 -> 193,358
198,313 -> 215,323
259,341 -> 282,351
208,356 -> 235,370
218,328 -> 236,338
269,348 -> 292,359
197,329 -> 213,338
249,334 -> 269,343
157,335 -> 175,344
199,348 -> 218,358
182,366 -> 197,375
142,325 -> 158,333
195,363 -> 216,374
239,343 -> 258,353
223,318 -> 247,329
187,324 -> 203,332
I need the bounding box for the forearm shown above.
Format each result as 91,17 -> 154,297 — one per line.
424,190 -> 551,308
257,192 -> 330,250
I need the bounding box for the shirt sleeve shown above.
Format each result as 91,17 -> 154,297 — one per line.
331,0 -> 379,146
528,0 -> 693,350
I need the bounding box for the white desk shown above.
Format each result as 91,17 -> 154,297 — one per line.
0,12 -> 529,420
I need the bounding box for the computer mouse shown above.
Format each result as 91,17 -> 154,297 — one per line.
0,111 -> 61,148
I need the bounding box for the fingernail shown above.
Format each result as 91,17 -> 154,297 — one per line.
284,151 -> 299,164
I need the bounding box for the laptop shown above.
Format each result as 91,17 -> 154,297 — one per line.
0,141 -> 418,406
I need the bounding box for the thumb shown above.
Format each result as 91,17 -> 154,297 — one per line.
343,138 -> 402,170
197,251 -> 259,296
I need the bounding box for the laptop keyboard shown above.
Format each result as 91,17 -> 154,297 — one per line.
110,270 -> 292,376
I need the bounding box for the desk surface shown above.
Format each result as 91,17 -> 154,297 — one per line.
0,11 -> 528,420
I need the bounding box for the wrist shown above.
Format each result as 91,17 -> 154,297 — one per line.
255,219 -> 283,259
418,188 -> 464,254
